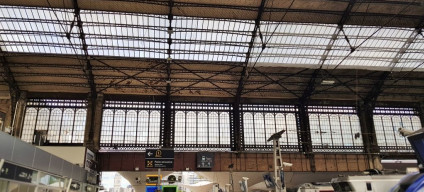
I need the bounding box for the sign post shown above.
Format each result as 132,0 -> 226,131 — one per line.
145,149 -> 174,192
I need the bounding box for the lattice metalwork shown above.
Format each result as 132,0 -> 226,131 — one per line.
241,104 -> 299,152
373,107 -> 422,153
172,103 -> 232,151
100,101 -> 163,150
21,99 -> 87,144
1,5 -> 424,71
308,106 -> 363,152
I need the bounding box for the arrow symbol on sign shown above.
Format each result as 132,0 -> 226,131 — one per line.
147,151 -> 153,157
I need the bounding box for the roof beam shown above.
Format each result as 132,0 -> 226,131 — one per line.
235,0 -> 267,103
300,0 -> 356,104
0,48 -> 20,114
365,17 -> 424,105
174,62 -> 235,96
363,71 -> 390,107
93,58 -> 167,94
72,0 -> 97,98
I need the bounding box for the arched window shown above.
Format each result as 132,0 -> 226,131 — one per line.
373,107 -> 422,152
21,108 -> 38,142
175,111 -> 186,145
47,109 -> 62,143
112,110 -> 125,144
125,110 -> 137,144
21,99 -> 88,144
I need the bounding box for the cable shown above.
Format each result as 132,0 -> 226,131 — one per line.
242,0 -> 296,87
331,0 -> 417,71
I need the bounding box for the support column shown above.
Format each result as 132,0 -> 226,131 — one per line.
298,104 -> 315,172
231,102 -> 242,151
85,93 -> 103,151
162,85 -> 172,148
7,91 -> 26,138
3,99 -> 12,133
357,103 -> 382,170
418,101 -> 424,128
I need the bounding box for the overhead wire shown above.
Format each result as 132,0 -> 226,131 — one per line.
242,0 -> 296,88
330,0 -> 417,71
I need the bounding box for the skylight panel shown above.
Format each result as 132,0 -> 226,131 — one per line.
324,26 -> 414,69
81,10 -> 168,59
250,22 -> 336,67
0,6 -> 81,55
396,37 -> 424,70
171,16 -> 253,62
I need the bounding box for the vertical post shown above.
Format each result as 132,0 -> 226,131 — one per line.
418,102 -> 424,128
11,91 -> 27,138
231,102 -> 242,151
273,140 -> 280,192
298,104 -> 315,172
85,93 -> 103,151
162,68 -> 172,148
357,103 -> 382,170
157,168 -> 162,192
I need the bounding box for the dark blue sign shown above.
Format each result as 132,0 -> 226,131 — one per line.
145,149 -> 174,168
0,162 -> 34,183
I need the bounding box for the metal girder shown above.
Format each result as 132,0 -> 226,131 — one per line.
300,0 -> 356,104
363,71 -> 390,108
93,58 -> 167,94
235,0 -> 267,102
72,0 -> 97,98
240,68 -> 309,95
321,69 -> 364,100
171,66 -> 238,94
248,68 -> 300,98
313,71 -> 378,95
367,17 -> 424,105
231,0 -> 267,152
174,62 -> 235,96
0,48 -> 20,116
96,63 -> 163,93
161,0 -> 174,148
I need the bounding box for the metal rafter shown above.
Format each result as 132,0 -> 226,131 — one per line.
249,68 -> 300,98
313,71 -> 379,95
72,0 -> 96,98
171,65 -> 238,94
321,69 -> 365,100
93,58 -> 167,94
174,62 -> 235,96
235,0 -> 267,103
96,63 -> 163,93
300,0 -> 356,103
366,17 -> 424,105
0,47 -> 20,114
162,0 -> 174,148
363,71 -> 390,107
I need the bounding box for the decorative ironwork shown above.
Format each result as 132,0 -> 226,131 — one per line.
100,100 -> 163,150
172,102 -> 232,151
21,99 -> 87,144
241,104 -> 299,152
373,107 -> 421,152
308,106 -> 364,152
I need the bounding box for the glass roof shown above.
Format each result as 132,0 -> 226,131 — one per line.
250,22 -> 336,67
0,5 -> 423,71
0,6 -> 82,54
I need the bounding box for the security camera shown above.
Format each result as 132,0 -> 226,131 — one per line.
398,127 -> 423,137
282,162 -> 293,167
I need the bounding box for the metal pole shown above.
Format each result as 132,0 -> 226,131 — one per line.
157,168 -> 162,192
66,178 -> 72,192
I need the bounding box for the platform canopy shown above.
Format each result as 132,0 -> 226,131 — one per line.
0,0 -> 423,101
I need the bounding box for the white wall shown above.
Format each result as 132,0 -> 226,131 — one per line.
37,146 -> 86,167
